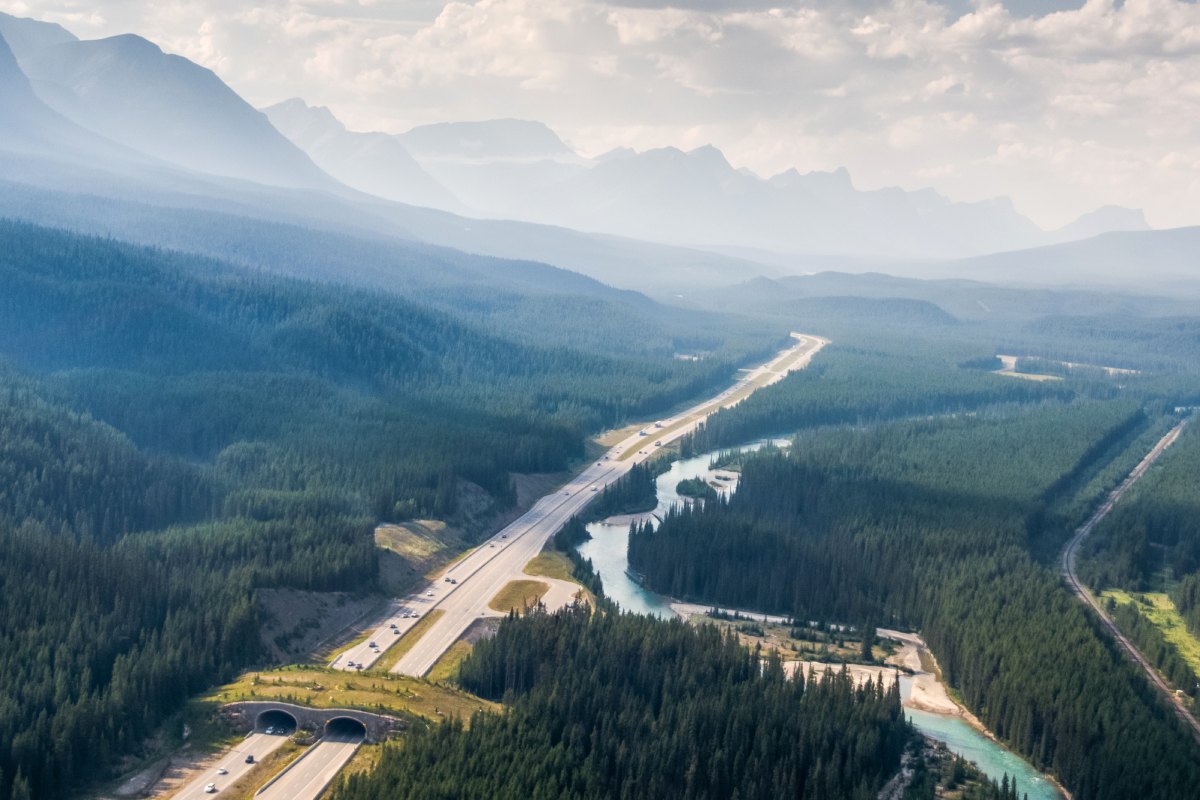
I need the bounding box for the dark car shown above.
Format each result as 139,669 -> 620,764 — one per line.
245,754 -> 255,764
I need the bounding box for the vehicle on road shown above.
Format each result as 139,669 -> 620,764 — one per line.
501,534 -> 507,539
389,622 -> 397,629
346,661 -> 355,668
368,642 -> 376,648
205,783 -> 217,793
394,628 -> 401,634
245,754 -> 255,763
590,486 -> 597,492
425,590 -> 434,597
217,768 -> 227,775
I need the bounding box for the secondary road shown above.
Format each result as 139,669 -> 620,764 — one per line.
255,731 -> 362,800
1060,416 -> 1200,744
171,731 -> 290,799
332,333 -> 828,678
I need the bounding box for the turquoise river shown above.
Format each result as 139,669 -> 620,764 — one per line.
578,444 -> 1063,800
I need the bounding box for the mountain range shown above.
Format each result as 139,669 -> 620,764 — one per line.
265,97 -> 1152,260
0,10 -> 1194,295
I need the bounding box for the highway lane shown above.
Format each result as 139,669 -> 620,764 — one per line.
347,333 -> 828,678
171,731 -> 290,799
1060,416 -> 1200,745
255,732 -> 362,800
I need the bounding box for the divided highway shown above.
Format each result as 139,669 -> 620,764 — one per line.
255,730 -> 363,800
332,333 -> 828,678
171,730 -> 290,799
1061,416 -> 1200,744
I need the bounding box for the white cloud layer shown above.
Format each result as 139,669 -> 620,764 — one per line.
5,0 -> 1200,228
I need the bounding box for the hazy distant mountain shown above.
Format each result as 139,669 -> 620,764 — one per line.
263,98 -> 461,211
0,16 -> 335,191
391,125 -> 1148,259
499,144 -> 1043,258
904,226 -> 1200,291
398,119 -> 578,163
1049,205 -> 1150,244
0,11 -> 74,61
0,30 -> 138,164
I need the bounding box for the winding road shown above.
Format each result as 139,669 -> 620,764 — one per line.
1060,416 -> 1200,744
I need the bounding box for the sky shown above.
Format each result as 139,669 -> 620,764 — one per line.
3,0 -> 1200,229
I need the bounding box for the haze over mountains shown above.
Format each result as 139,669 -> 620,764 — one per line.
0,10 -> 1194,295
268,98 -> 1153,261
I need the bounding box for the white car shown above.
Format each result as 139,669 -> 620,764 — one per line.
205,783 -> 217,794
216,768 -> 228,775
265,727 -> 275,735
425,590 -> 434,597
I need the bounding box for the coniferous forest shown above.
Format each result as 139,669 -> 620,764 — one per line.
2,215 -> 1200,800
630,397 -> 1200,800
330,604 -> 910,800
0,220 -> 768,800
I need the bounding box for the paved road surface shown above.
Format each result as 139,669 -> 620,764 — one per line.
331,334 -> 828,678
255,732 -> 362,800
171,731 -> 290,799
1060,416 -> 1200,744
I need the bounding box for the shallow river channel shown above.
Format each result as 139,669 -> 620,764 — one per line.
578,444 -> 1063,800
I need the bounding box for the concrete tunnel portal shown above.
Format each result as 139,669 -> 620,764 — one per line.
325,716 -> 367,740
255,708 -> 298,733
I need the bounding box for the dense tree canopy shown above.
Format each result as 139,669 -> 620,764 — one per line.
632,402 -> 1200,800
332,605 -> 909,800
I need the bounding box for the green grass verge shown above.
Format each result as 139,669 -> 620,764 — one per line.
488,580 -> 550,614
200,663 -> 494,722
1103,589 -> 1200,676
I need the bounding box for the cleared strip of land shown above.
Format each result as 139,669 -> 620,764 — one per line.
1060,418 -> 1200,743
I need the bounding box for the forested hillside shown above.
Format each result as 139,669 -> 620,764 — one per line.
681,342 -> 1067,455
0,220 -> 759,800
331,605 -> 910,800
631,405 -> 1200,800
1078,423 -> 1200,594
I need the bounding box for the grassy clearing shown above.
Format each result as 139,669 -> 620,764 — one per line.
524,550 -> 596,607
200,663 -> 494,722
696,616 -> 872,663
338,741 -> 385,781
427,641 -> 474,684
995,370 -> 1063,382
1103,589 -> 1200,676
373,609 -> 446,672
523,551 -> 576,583
376,521 -> 470,581
488,580 -> 550,614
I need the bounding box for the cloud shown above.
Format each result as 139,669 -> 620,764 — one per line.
2,0 -> 1200,228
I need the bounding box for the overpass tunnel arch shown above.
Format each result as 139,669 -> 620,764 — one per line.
255,709 -> 298,733
325,716 -> 367,740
